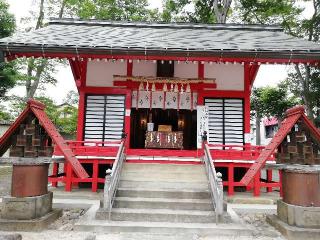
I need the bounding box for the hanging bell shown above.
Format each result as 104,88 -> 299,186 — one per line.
163,83 -> 168,92
151,82 -> 156,92
186,83 -> 191,93
146,81 -> 149,91
180,84 -> 184,94
139,82 -> 144,91
174,84 -> 179,93
171,83 -> 174,92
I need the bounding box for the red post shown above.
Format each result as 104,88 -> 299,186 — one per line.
228,163 -> 235,196
51,163 -> 59,187
92,161 -> 99,192
76,91 -> 86,141
253,171 -> 261,196
243,64 -> 252,147
65,163 -> 73,192
267,169 -> 273,192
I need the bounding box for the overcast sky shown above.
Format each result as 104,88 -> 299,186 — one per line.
5,0 -> 313,104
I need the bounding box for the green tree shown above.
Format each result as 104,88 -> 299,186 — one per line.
162,0 -> 232,23
251,84 -> 298,144
65,0 -> 159,21
0,0 -> 16,100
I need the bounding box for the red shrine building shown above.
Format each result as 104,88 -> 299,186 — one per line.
0,19 -> 319,195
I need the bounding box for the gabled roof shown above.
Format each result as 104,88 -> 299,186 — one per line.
0,18 -> 320,61
241,106 -> 320,185
0,99 -> 88,179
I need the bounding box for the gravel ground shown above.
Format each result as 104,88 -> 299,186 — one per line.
48,209 -> 87,231
238,212 -> 284,240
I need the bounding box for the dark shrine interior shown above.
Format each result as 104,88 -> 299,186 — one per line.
130,108 -> 197,150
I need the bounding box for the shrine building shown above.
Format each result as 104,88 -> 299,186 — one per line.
0,19 -> 319,194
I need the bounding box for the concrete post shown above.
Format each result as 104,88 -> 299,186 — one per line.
103,169 -> 112,210
216,172 -> 224,216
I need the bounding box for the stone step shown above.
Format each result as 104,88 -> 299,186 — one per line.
122,163 -> 205,173
117,187 -> 210,199
120,172 -> 207,182
119,180 -> 209,190
113,197 -> 213,211
75,220 -> 254,236
110,208 -> 216,223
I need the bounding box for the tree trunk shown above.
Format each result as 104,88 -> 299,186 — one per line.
212,0 -> 232,23
255,115 -> 261,146
59,0 -> 66,18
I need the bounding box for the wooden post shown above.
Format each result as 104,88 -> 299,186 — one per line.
267,169 -> 273,192
228,163 -> 234,196
65,163 -> 73,192
253,171 -> 261,196
92,161 -> 99,192
52,163 -> 59,187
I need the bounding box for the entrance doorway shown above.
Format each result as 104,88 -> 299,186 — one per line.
130,108 -> 197,150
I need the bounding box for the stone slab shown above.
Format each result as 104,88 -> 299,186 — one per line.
0,209 -> 62,232
1,192 -> 53,220
267,214 -> 320,240
277,200 -> 320,228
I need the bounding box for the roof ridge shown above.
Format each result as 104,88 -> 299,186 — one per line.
48,18 -> 283,32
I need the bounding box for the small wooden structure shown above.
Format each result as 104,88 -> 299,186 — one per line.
0,99 -> 88,180
244,106 -> 320,237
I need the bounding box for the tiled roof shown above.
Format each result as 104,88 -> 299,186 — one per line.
0,18 -> 320,60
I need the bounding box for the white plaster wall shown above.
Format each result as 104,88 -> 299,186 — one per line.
133,60 -> 157,77
86,60 -> 127,87
174,62 -> 198,78
204,63 -> 244,91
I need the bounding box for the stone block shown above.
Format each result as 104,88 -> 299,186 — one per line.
1,192 -> 53,220
277,200 -> 320,228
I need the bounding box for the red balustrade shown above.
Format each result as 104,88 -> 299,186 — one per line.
49,140 -> 124,192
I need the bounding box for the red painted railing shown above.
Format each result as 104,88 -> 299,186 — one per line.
54,140 -> 122,157
207,144 -> 275,161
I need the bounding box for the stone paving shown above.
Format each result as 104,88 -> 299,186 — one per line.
0,167 -> 285,240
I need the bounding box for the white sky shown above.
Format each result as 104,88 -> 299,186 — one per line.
5,0 -> 314,104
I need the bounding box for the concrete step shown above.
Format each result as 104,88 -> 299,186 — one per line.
110,208 -> 216,223
113,197 -> 213,211
123,163 -> 205,173
119,180 -> 209,190
117,187 -> 210,199
120,172 -> 207,182
75,220 -> 254,236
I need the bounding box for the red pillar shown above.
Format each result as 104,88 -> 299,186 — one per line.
92,161 -> 99,192
267,169 -> 273,192
65,163 -> 73,192
228,163 -> 235,196
253,171 -> 261,196
51,163 -> 59,187
244,64 -> 251,147
76,91 -> 86,141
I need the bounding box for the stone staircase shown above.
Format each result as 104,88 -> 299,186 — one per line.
75,162 -> 256,237
109,162 -> 219,223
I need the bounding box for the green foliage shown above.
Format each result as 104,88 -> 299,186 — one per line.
251,84 -> 298,121
0,0 -> 16,100
235,0 -> 302,30
0,105 -> 12,121
285,65 -> 320,116
0,0 -> 15,38
65,0 -> 160,21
